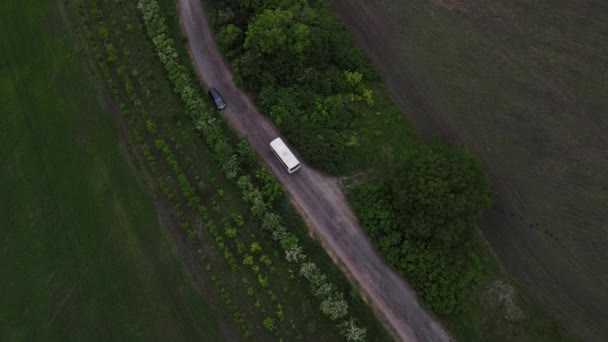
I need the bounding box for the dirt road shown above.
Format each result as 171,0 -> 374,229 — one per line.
326,1 -> 608,340
176,0 -> 449,340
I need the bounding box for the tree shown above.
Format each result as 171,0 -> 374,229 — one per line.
350,144 -> 491,316
243,255 -> 254,266
225,225 -> 237,238
250,242 -> 262,253
390,144 -> 492,246
339,318 -> 366,342
244,8 -> 310,56
320,293 -> 349,320
240,8 -> 311,86
255,169 -> 283,203
236,139 -> 258,171
261,212 -> 281,233
285,244 -> 305,263
263,317 -> 276,331
216,23 -> 243,56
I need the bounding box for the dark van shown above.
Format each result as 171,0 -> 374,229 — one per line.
208,87 -> 226,110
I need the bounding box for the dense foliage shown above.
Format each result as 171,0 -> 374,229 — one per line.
391,144 -> 493,247
351,144 -> 492,316
212,0 -> 375,172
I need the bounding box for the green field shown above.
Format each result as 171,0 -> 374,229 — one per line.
0,1 -> 221,340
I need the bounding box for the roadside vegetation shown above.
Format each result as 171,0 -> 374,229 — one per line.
351,143 -> 492,317
206,0 -> 575,340
65,0 -> 391,340
0,1 -> 220,340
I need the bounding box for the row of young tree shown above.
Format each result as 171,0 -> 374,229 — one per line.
212,0 -> 376,172
350,144 -> 492,316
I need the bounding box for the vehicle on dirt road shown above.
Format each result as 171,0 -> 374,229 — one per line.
270,137 -> 301,174
208,87 -> 226,110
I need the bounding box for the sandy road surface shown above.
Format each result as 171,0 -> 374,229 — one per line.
176,0 -> 449,340
327,1 -> 608,340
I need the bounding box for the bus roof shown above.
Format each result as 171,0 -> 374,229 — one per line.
269,137 -> 300,169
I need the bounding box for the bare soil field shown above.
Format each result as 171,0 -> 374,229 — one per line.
328,0 -> 608,340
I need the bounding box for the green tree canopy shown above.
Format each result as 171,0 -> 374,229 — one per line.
390,144 -> 492,246
216,24 -> 243,56
240,8 -> 310,85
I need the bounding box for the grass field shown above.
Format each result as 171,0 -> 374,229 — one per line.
330,0 -> 608,340
0,1 -> 222,340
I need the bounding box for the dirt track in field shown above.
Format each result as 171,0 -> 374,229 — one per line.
176,0 -> 450,340
327,0 -> 608,340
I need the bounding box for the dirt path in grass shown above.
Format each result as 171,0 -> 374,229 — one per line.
176,0 -> 449,340
326,1 -> 608,340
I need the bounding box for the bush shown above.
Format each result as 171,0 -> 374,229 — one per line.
350,143 -> 492,316
262,316 -> 276,332
390,143 -> 492,247
339,318 -> 367,342
320,293 -> 349,321
255,169 -> 283,203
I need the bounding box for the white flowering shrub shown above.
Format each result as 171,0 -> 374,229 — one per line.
271,225 -> 288,242
285,245 -> 305,263
299,262 -> 318,279
313,282 -> 334,298
339,318 -> 367,342
320,293 -> 349,320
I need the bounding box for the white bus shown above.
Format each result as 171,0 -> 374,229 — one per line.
269,137 -> 301,174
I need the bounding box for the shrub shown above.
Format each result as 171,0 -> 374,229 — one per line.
339,318 -> 367,342
263,317 -> 276,332
255,169 -> 283,203
320,293 -> 348,321
350,144 -> 492,315
390,143 -> 492,247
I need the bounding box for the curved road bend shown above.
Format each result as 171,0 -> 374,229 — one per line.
176,0 -> 449,341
